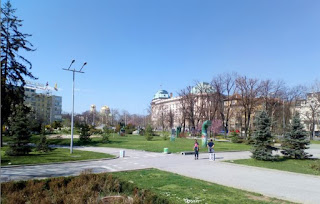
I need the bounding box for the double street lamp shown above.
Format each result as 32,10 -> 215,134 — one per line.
63,60 -> 87,154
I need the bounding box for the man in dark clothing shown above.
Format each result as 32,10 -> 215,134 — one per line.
207,139 -> 215,161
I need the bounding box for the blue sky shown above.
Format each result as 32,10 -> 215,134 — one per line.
9,0 -> 320,114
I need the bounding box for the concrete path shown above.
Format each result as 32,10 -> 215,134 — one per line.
2,146 -> 320,204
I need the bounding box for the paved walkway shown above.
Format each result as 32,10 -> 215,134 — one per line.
2,146 -> 320,204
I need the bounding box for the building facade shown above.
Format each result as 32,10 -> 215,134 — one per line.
151,82 -> 215,131
295,92 -> 320,137
151,90 -> 182,129
24,87 -> 62,124
151,84 -> 320,137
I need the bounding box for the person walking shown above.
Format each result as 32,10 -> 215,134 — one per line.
194,139 -> 199,160
207,139 -> 215,161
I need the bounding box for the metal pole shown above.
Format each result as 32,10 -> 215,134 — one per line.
282,100 -> 285,136
70,71 -> 75,154
63,60 -> 86,154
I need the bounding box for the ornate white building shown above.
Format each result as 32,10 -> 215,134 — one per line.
151,90 -> 182,129
151,82 -> 215,130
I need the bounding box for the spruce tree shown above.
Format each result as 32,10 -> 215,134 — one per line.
281,113 -> 311,159
6,104 -> 32,156
36,125 -> 51,152
252,110 -> 277,161
145,124 -> 154,141
1,1 -> 37,146
79,124 -> 91,144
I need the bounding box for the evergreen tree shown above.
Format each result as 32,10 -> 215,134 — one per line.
79,124 -> 91,144
1,1 -> 37,146
101,126 -> 111,143
281,113 -> 312,159
36,125 -> 51,152
251,110 -> 277,161
6,104 -> 32,156
145,124 -> 154,141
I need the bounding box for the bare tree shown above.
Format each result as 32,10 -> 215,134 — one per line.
282,84 -> 307,133
109,108 -> 120,126
179,86 -> 197,133
158,107 -> 166,131
236,76 -> 262,138
177,90 -> 187,132
302,81 -> 320,139
212,72 -> 237,136
166,109 -> 175,130
260,79 -> 286,133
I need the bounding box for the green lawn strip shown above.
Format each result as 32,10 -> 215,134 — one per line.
1,147 -> 114,166
112,168 -> 292,204
227,158 -> 320,176
311,140 -> 320,144
46,134 -> 251,153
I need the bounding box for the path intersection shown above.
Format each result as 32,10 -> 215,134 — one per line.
1,146 -> 320,204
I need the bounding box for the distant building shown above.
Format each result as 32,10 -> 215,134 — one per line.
24,83 -> 62,124
295,92 -> 320,137
151,82 -> 215,131
100,105 -> 110,125
151,90 -> 182,129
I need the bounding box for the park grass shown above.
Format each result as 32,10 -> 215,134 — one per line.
1,168 -> 292,204
1,147 -> 114,166
311,140 -> 320,144
46,134 -> 251,153
112,168 -> 292,204
228,158 -> 320,176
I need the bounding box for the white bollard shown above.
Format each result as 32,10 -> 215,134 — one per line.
120,150 -> 125,158
209,153 -> 215,161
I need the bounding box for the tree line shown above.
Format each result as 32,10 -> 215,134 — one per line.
156,72 -> 319,140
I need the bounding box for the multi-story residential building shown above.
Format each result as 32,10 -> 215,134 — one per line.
295,92 -> 320,137
24,87 -> 62,124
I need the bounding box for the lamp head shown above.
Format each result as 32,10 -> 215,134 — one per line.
68,60 -> 75,70
80,62 -> 87,71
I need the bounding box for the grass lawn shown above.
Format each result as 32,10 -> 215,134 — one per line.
46,134 -> 251,153
311,140 -> 320,144
113,168 -> 292,204
228,158 -> 320,176
1,147 -> 114,166
1,169 -> 292,203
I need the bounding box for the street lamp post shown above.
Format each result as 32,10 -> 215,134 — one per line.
63,60 -> 87,154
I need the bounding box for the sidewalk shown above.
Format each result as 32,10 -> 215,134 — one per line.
1,147 -> 320,203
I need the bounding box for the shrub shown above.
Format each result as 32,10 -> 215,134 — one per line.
124,123 -> 135,134
139,128 -> 145,136
1,172 -> 169,204
230,131 -> 243,143
51,121 -> 62,129
89,128 -> 102,135
179,132 -> 187,138
311,163 -> 320,171
161,131 -> 170,140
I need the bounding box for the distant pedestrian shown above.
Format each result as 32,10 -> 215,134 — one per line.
207,139 -> 215,161
194,139 -> 199,160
